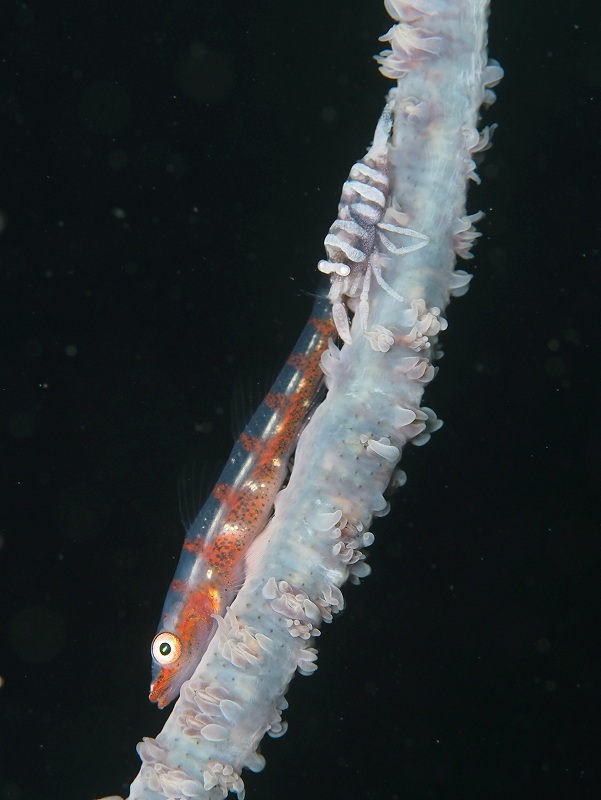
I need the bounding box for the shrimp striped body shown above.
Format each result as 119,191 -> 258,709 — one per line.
150,290 -> 335,708
318,91 -> 429,344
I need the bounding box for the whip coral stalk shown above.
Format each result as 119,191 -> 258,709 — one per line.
102,2 -> 501,798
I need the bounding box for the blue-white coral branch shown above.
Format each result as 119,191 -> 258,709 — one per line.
106,1 -> 501,798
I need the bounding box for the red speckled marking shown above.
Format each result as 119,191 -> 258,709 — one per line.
199,312 -> 335,584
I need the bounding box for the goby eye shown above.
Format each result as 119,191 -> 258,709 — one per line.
151,632 -> 182,665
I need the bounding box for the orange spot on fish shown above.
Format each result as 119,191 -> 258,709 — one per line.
239,432 -> 256,451
182,537 -> 204,555
214,483 -> 233,503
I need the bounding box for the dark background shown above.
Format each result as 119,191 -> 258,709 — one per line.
1,1 -> 599,799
